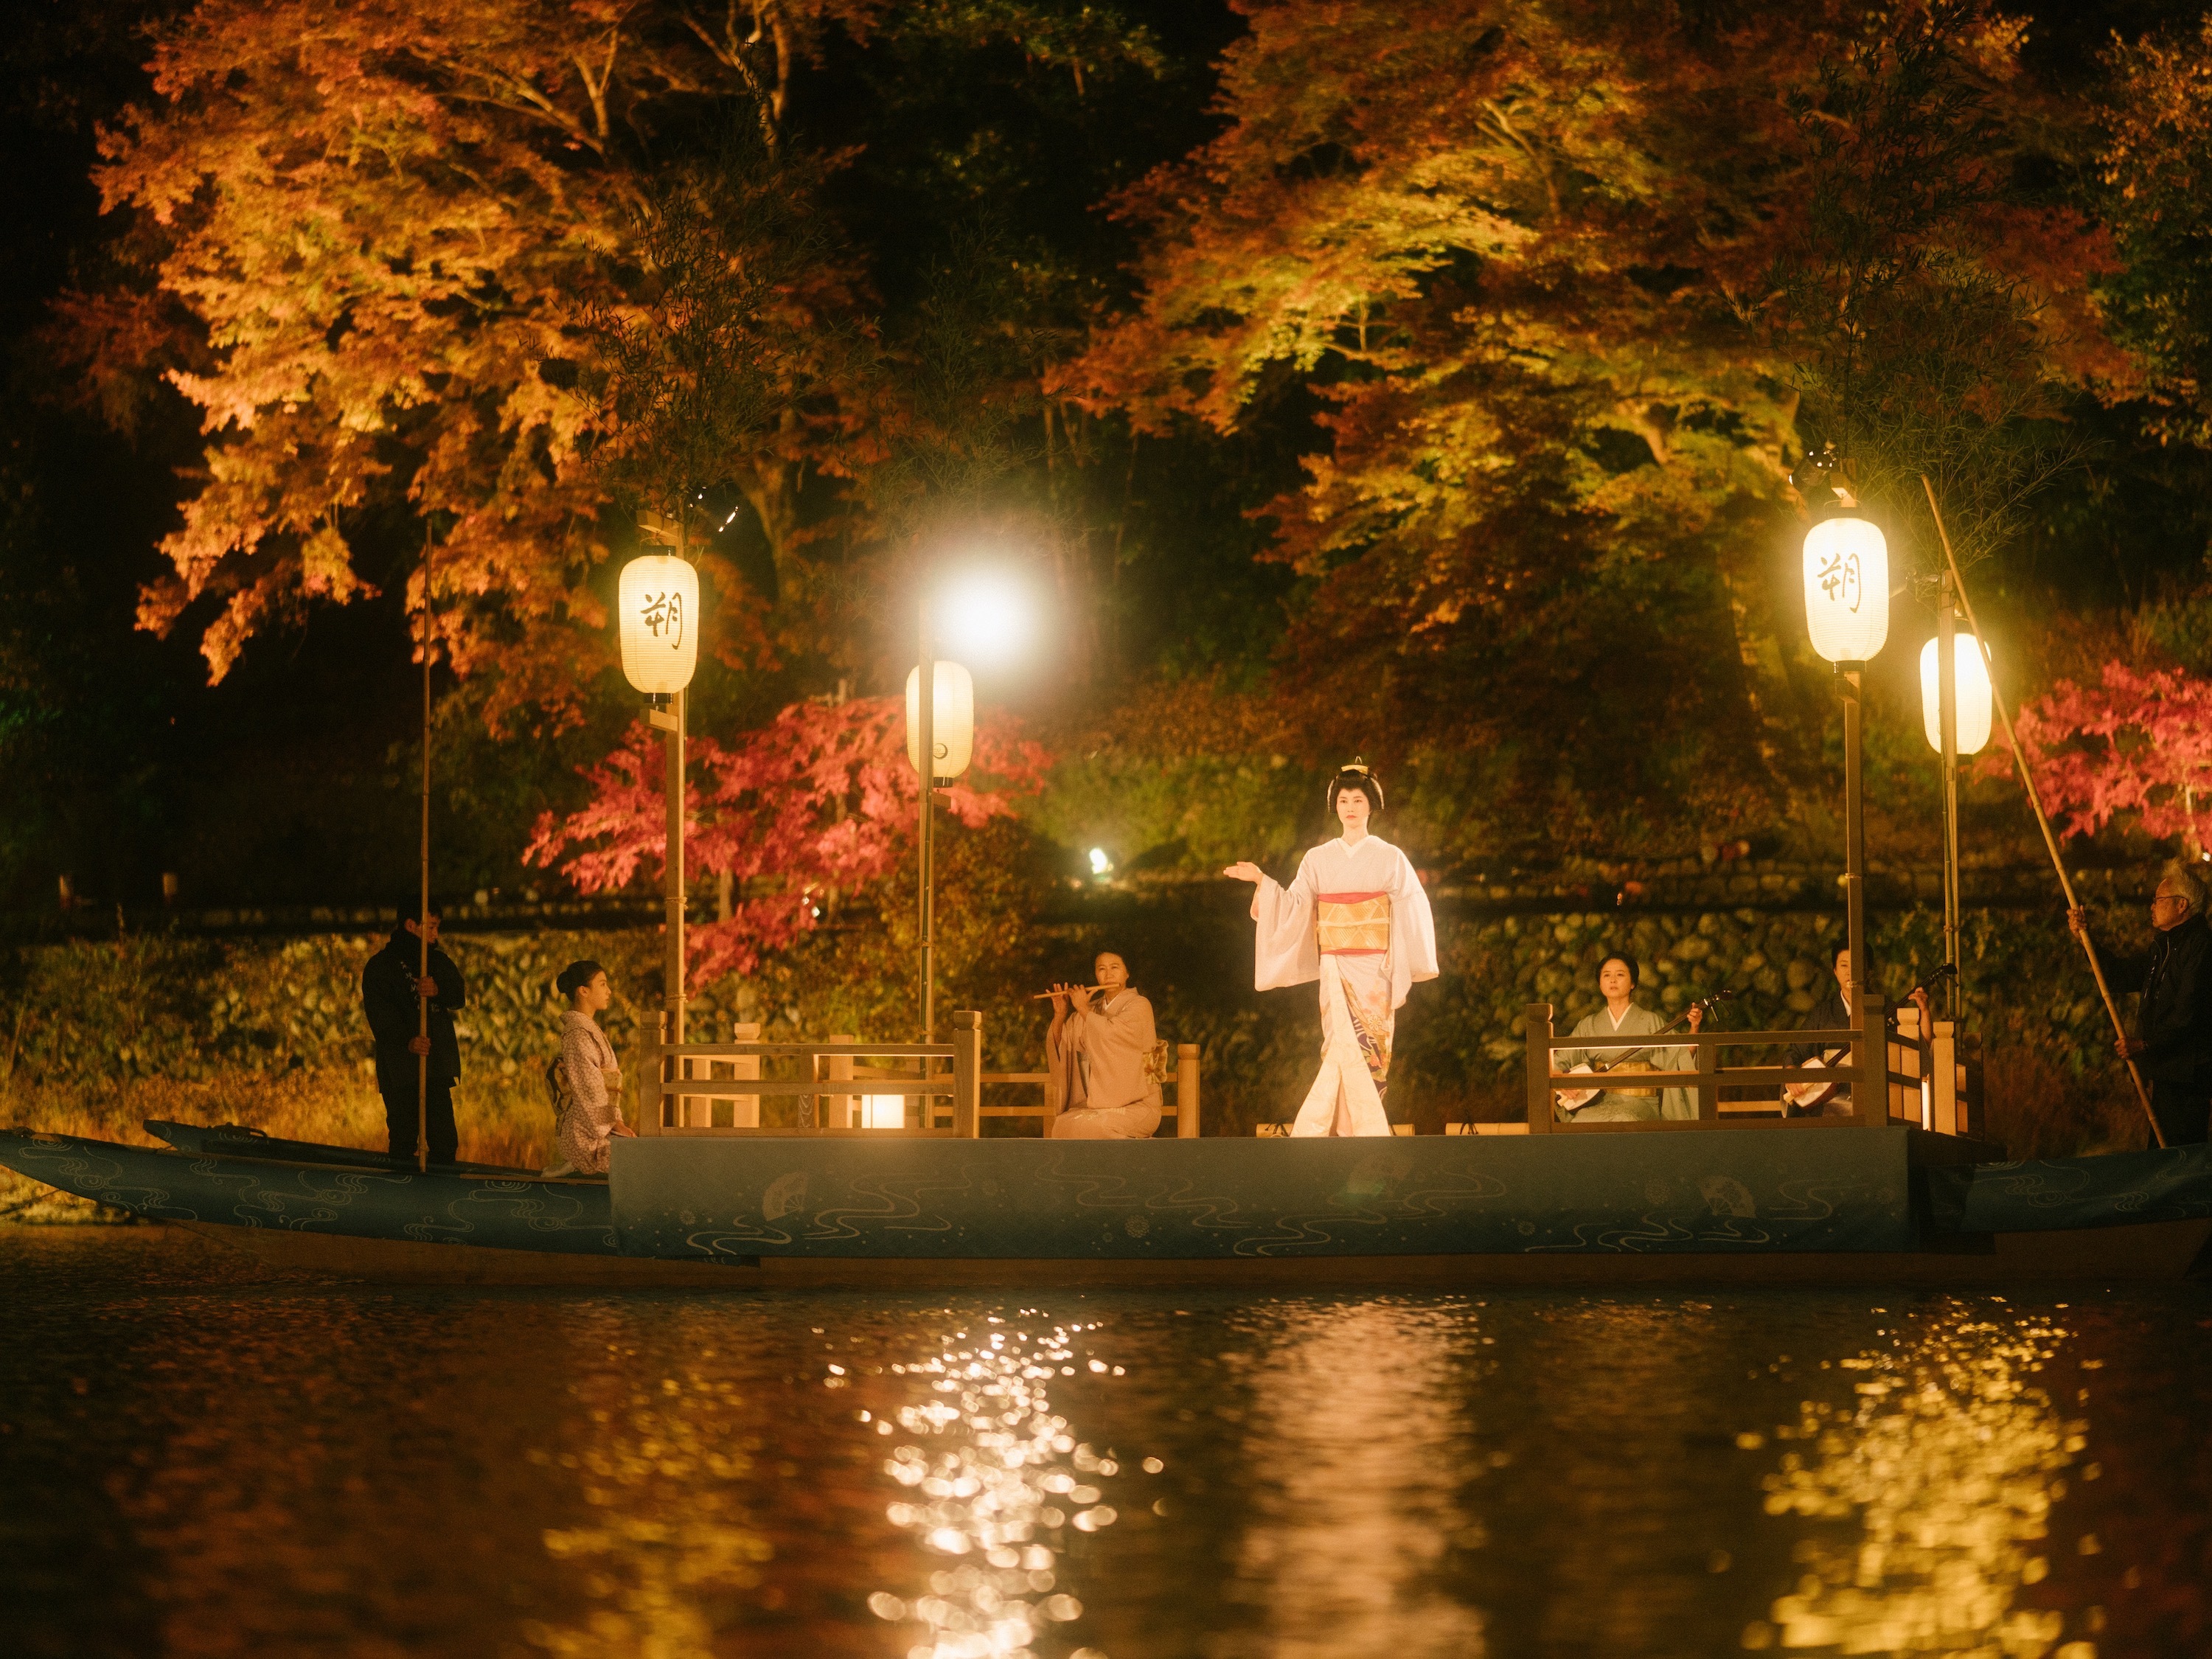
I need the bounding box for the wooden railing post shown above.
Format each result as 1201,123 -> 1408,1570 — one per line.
822,1032 -> 854,1130
731,1021 -> 761,1129
1860,992 -> 1888,1126
1695,1029 -> 1717,1124
641,1009 -> 667,1135
1524,1004 -> 1554,1133
1177,1043 -> 1200,1138
1930,1019 -> 1958,1137
951,1010 -> 981,1137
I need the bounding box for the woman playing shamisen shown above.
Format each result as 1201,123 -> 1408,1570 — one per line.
1222,760 -> 1437,1135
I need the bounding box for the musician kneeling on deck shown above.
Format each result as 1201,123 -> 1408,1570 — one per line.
2068,860 -> 2212,1147
1785,943 -> 1858,1118
545,960 -> 634,1178
1557,953 -> 1702,1122
361,899 -> 467,1164
1046,953 -> 1163,1139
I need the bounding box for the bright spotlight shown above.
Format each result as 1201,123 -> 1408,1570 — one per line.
1088,847 -> 1113,877
935,571 -> 1032,665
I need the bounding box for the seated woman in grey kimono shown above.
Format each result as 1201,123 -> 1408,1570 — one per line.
1046,951 -> 1163,1138
1554,953 -> 1703,1122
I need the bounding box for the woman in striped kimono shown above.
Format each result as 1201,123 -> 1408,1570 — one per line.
1223,762 -> 1438,1135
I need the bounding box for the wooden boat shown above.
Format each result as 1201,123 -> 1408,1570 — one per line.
3,1123 -> 2207,1289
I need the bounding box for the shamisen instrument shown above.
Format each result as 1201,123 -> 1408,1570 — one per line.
1781,964 -> 1957,1111
1556,991 -> 1735,1113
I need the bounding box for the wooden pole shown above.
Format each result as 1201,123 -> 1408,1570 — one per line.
667,511 -> 687,1057
1919,475 -> 2163,1147
416,531 -> 433,1174
918,589 -> 936,1043
1841,661 -> 1868,1083
1938,574 -> 1963,1018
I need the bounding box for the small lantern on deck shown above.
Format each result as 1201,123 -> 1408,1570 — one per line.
860,1093 -> 906,1129
1920,636 -> 1993,756
618,554 -> 700,698
905,661 -> 975,779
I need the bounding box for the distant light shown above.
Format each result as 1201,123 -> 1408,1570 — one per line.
935,571 -> 1032,665
1088,847 -> 1112,877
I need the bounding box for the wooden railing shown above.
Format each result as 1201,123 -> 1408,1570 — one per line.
636,1011 -> 983,1137
1520,995 -> 1979,1136
978,1044 -> 1203,1138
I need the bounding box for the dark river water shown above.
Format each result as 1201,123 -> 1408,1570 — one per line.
5,1227 -> 2210,1658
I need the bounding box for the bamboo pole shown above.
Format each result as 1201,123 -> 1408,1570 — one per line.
918,588 -> 935,1043
1919,475 -> 2163,1147
416,531 -> 434,1174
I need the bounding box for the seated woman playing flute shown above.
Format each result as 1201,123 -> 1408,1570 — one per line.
1045,952 -> 1163,1138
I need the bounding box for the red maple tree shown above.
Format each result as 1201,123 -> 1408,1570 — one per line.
524,696 -> 1052,980
2000,662 -> 2212,852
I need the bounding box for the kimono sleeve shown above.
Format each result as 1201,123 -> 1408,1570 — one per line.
1252,853 -> 1322,991
1386,846 -> 1439,1009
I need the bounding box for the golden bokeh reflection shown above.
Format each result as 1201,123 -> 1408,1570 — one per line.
1214,1303 -> 1486,1659
1742,1305 -> 2093,1658
869,1316 -> 1123,1659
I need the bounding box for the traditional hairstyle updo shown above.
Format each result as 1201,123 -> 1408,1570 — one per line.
1326,759 -> 1384,817
555,959 -> 607,999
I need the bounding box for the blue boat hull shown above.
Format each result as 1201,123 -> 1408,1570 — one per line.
612,1127 -> 1936,1261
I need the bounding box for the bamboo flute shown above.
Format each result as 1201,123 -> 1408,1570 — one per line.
1919,475 -> 2164,1147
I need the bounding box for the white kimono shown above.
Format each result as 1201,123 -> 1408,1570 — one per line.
1251,835 -> 1438,1135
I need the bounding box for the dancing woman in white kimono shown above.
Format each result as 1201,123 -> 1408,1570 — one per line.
1223,762 -> 1438,1136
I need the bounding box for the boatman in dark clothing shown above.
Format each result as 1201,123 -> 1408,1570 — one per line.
361,900 -> 467,1164
2070,860 -> 2212,1147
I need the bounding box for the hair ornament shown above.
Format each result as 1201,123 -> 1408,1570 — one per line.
1326,756 -> 1385,812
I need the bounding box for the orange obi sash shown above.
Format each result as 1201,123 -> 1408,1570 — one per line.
1316,890 -> 1390,956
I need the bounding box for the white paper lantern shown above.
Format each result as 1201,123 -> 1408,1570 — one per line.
1920,636 -> 1993,756
618,554 -> 700,695
905,661 -> 975,779
1801,517 -> 1891,664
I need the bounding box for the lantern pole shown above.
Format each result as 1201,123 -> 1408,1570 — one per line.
1937,573 -> 1962,1018
666,506 -> 686,1050
917,586 -> 936,1044
1840,661 -> 1868,1031
416,529 -> 434,1175
1920,476 -> 2162,1147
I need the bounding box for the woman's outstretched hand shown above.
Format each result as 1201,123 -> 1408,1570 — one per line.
1222,861 -> 1264,884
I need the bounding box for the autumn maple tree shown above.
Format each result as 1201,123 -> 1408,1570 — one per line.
70,0 -> 879,728
2003,663 -> 2212,854
524,696 -> 1051,979
1056,0 -> 2124,853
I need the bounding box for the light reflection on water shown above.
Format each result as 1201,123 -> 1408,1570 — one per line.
866,1313 -> 1121,1659
1206,1303 -> 1487,1659
4,1231 -> 2209,1658
1742,1306 -> 2093,1658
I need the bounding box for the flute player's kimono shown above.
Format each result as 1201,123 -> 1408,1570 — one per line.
1250,835 -> 1438,1135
